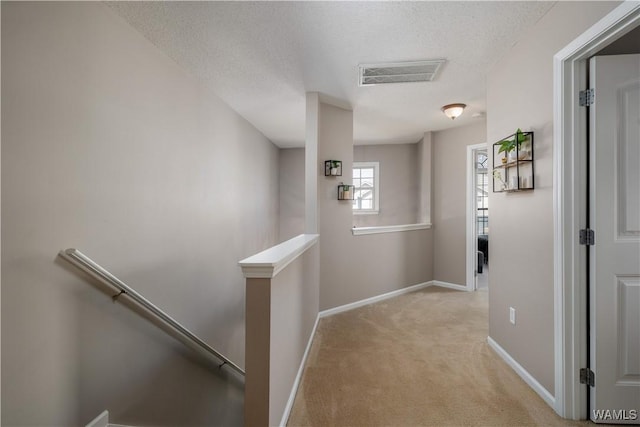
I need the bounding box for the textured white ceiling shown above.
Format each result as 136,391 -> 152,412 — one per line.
107,1 -> 556,148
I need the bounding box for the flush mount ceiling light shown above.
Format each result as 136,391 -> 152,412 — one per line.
358,59 -> 446,86
441,103 -> 466,120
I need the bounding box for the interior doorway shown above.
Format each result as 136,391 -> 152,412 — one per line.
466,143 -> 489,291
553,2 -> 640,420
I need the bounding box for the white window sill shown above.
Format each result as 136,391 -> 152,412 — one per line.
351,223 -> 432,236
353,210 -> 379,215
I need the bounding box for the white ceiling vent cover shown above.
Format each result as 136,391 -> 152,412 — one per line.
358,59 -> 446,86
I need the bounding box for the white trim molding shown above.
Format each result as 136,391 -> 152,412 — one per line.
239,234 -> 319,278
279,315 -> 320,427
553,2 -> 640,420
432,280 -> 470,292
488,336 -> 555,408
86,411 -> 109,427
319,280 -> 471,319
351,222 -> 431,236
353,210 -> 379,216
320,281 -> 433,317
84,410 -> 136,427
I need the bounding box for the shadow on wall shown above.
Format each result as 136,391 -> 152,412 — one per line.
105,353 -> 244,427
56,257 -> 245,427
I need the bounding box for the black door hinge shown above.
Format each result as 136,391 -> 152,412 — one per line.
580,88 -> 595,106
580,229 -> 595,245
580,368 -> 595,387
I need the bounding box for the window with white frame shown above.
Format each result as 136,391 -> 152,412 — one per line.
352,162 -> 380,214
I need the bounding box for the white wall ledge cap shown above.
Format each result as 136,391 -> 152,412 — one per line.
239,234 -> 319,279
351,223 -> 432,236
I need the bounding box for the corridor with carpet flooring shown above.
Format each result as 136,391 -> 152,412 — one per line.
288,286 -> 586,426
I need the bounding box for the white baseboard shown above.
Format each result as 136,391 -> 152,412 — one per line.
487,336 -> 555,408
85,411 -> 136,427
319,281 -> 433,318
432,280 -> 470,292
279,314 -> 320,427
86,411 -> 109,427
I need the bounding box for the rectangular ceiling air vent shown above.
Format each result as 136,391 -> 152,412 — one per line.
358,59 -> 446,86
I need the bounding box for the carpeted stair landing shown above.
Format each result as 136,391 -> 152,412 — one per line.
287,286 -> 587,426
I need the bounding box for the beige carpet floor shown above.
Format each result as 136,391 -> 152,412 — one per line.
287,286 -> 589,427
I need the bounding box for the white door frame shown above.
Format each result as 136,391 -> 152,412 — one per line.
466,143 -> 487,292
553,1 -> 640,419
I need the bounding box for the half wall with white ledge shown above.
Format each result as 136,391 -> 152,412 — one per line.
239,234 -> 320,427
312,96 -> 435,311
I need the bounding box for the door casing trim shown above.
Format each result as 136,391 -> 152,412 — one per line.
553,1 -> 640,419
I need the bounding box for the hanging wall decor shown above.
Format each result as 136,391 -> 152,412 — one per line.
325,160 -> 342,176
337,183 -> 354,200
492,129 -> 534,192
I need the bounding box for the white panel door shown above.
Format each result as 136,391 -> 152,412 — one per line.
590,54 -> 640,424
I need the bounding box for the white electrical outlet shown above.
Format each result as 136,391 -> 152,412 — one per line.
510,307 -> 516,325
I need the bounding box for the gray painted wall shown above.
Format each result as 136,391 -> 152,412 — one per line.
317,102 -> 433,311
317,102 -> 356,310
244,241 -> 319,426
486,1 -> 620,395
269,243 -> 319,425
279,148 -> 306,241
2,2 -> 279,425
281,143 -> 424,232
353,143 -> 420,227
432,122 -> 487,286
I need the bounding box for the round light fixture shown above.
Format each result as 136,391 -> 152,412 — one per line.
441,103 -> 466,120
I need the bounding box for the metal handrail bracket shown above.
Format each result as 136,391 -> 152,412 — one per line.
59,248 -> 245,376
